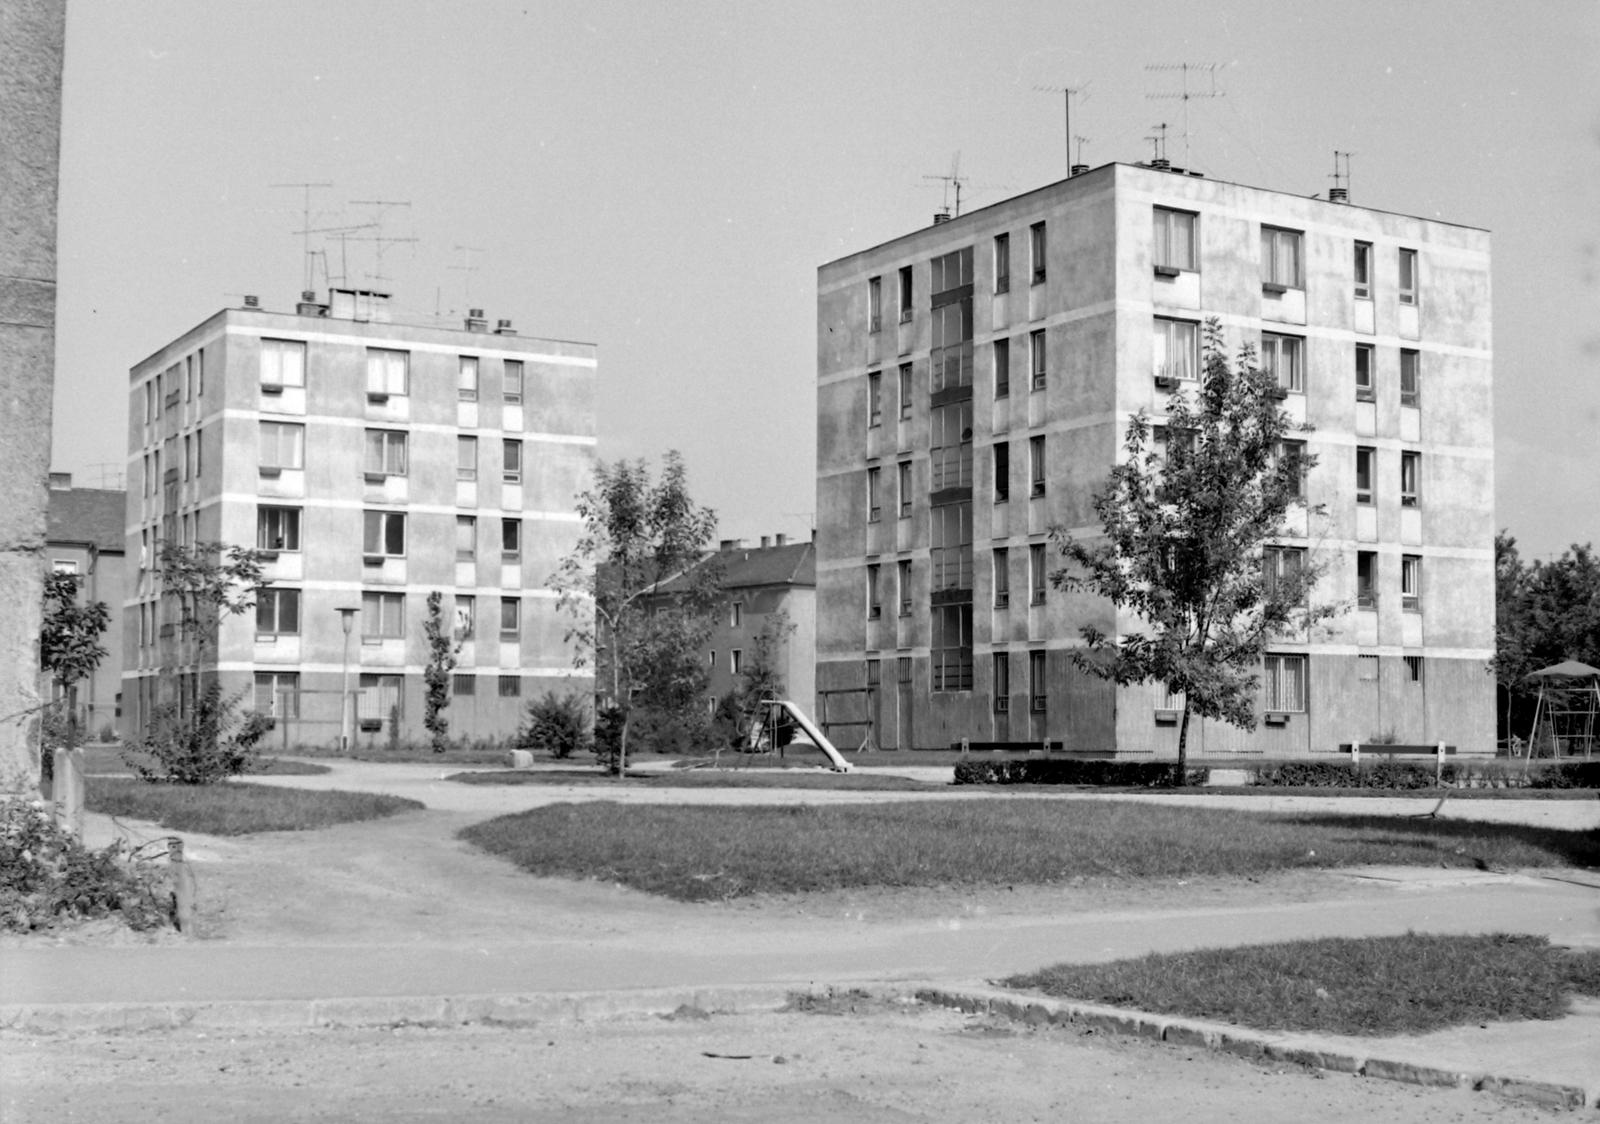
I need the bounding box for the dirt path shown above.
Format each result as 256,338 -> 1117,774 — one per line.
1,1001 -> 1569,1124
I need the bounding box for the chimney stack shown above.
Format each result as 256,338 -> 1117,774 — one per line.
48,471 -> 71,490
760,535 -> 771,548
243,295 -> 260,309
775,533 -> 787,547
932,212 -> 952,225
1329,186 -> 1348,204
494,318 -> 516,335
465,308 -> 488,332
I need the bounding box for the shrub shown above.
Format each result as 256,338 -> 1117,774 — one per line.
627,705 -> 713,756
95,723 -> 116,744
1525,761 -> 1600,789
519,692 -> 593,760
953,759 -> 1202,787
1248,758 -> 1600,790
0,799 -> 167,932
124,682 -> 273,785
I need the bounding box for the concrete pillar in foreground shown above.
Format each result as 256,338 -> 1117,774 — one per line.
0,0 -> 67,794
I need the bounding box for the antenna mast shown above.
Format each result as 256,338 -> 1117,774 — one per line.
1034,82 -> 1090,174
346,200 -> 416,289
270,182 -> 333,293
1144,63 -> 1226,170
450,245 -> 487,305
1329,150 -> 1355,202
920,152 -> 966,218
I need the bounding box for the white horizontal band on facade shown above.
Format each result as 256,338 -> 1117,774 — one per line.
820,644 -> 1493,662
213,407 -> 598,445
221,324 -> 598,368
125,665 -> 587,679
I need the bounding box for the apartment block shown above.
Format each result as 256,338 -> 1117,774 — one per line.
124,290 -> 596,746
816,163 -> 1493,755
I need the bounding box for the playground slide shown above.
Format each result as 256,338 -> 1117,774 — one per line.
770,700 -> 854,773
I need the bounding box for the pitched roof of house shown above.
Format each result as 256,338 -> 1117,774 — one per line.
46,488 -> 126,554
651,540 -> 816,595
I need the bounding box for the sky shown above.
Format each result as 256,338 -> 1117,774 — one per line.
51,0 -> 1600,558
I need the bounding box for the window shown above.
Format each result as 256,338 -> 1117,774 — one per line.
930,502 -> 973,591
1354,344 -> 1375,402
1030,542 -> 1047,604
1029,222 -> 1047,284
993,547 -> 1010,608
1402,554 -> 1421,612
358,673 -> 403,721
931,246 -> 972,294
1263,546 -> 1306,601
503,439 -> 522,484
457,435 -> 478,481
257,506 -> 301,552
898,265 -> 913,322
1404,654 -> 1423,682
182,435 -> 192,480
503,359 -> 524,404
1398,249 -> 1417,306
1154,318 -> 1199,382
366,348 -> 409,396
500,597 -> 521,640
868,276 -> 882,332
1355,447 -> 1375,505
1029,650 -> 1047,711
868,370 -> 882,427
932,604 -> 973,691
255,587 -> 301,637
930,290 -> 973,392
1357,551 -> 1377,609
1358,654 -> 1379,682
898,461 -> 913,518
899,363 -> 913,420
1261,333 -> 1304,393
1029,435 -> 1045,497
993,233 -> 1011,293
993,442 -> 1010,503
1263,654 -> 1306,711
867,563 -> 882,619
361,591 -> 405,639
259,421 -> 304,470
1153,207 -> 1197,272
867,466 -> 882,522
260,338 -> 306,388
454,596 -> 475,641
993,339 -> 1010,399
993,651 -> 1010,711
730,649 -> 744,675
502,518 -> 522,562
1400,349 -> 1419,407
363,509 -> 406,557
195,429 -> 203,478
47,557 -> 75,576
1400,451 -> 1420,507
453,674 -> 475,696
1354,242 -> 1373,300
254,671 -> 300,718
458,356 -> 479,401
1030,329 -> 1046,390
364,429 -> 408,476
1261,227 -> 1303,290
929,401 -> 973,491
498,675 -> 522,698
897,559 -> 912,616
729,602 -> 742,628
456,515 -> 476,561
1277,440 -> 1306,500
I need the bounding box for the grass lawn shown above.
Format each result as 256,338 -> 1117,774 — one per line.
458,799 -> 1600,902
75,746 -> 331,778
449,769 -> 931,791
87,778 -> 422,835
1004,932 -> 1600,1037
1160,787 -> 1599,801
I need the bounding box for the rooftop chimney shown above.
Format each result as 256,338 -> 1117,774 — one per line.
296,289 -> 327,317
1328,186 -> 1348,204
465,308 -> 488,333
1070,164 -> 1090,177
494,318 -> 516,336
760,535 -> 771,548
719,538 -> 743,551
48,471 -> 71,490
932,212 -> 952,225
243,295 -> 260,309
775,532 -> 788,547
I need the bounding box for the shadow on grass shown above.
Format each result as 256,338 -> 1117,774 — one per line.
1268,812 -> 1600,870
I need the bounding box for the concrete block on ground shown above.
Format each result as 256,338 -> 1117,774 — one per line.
505,749 -> 533,768
1473,1075 -> 1588,1109
1361,1056 -> 1467,1088
312,996 -> 450,1028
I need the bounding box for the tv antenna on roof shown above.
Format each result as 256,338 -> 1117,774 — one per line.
1073,135 -> 1091,169
1329,151 -> 1355,203
450,245 -> 487,305
1145,123 -> 1170,166
1145,63 -> 1226,171
921,152 -> 966,218
269,181 -> 334,293
346,200 -> 416,289
1033,82 -> 1090,174
293,222 -> 377,290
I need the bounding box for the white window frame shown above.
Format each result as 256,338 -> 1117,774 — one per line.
1400,451 -> 1420,508
1355,447 -> 1375,505
1029,329 -> 1046,390
457,435 -> 478,481
1353,241 -> 1373,300
868,276 -> 882,333
867,466 -> 881,522
1354,344 -> 1375,402
363,509 -> 407,558
503,359 -> 524,404
1029,435 -> 1045,497
1260,226 -> 1303,290
260,338 -> 306,389
259,421 -> 305,470
992,547 -> 1009,608
500,597 -> 521,640
255,587 -> 301,638
1402,554 -> 1421,613
1261,333 -> 1304,393
1154,318 -> 1199,383
455,515 -> 477,561
993,233 -> 1010,294
257,505 -> 301,552
364,429 -> 408,477
1029,541 -> 1047,604
1029,222 -> 1047,284
502,439 -> 522,484
1263,654 -> 1307,712
867,370 -> 882,428
1398,249 -> 1417,306
366,348 -> 409,397
458,356 -> 479,401
866,563 -> 881,619
1153,207 -> 1197,272
361,591 -> 405,639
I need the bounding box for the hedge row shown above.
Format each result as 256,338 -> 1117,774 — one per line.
952,759 -> 1204,787
1251,759 -> 1600,790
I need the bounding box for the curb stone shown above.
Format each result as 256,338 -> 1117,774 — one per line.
912,985 -> 1597,1113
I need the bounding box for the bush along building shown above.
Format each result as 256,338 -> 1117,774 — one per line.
124,289 -> 595,747
815,162 -> 1493,756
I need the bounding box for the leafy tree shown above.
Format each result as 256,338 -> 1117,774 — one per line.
155,539 -> 265,643
421,591 -> 458,754
1051,319 -> 1332,781
519,691 -> 594,759
40,570 -> 111,752
1491,533 -> 1600,743
550,451 -> 722,774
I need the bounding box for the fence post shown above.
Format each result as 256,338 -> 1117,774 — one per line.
1351,740 -> 1360,767
1436,741 -> 1445,786
50,747 -> 84,839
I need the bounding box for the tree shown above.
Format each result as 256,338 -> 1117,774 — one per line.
156,539 -> 265,643
1051,318 -> 1332,781
1491,533 -> 1600,743
40,570 -> 111,752
550,451 -> 722,774
421,591 -> 458,754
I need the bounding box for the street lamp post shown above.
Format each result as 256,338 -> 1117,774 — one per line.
337,606 -> 359,751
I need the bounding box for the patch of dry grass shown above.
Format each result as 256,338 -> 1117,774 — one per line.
88,779 -> 421,835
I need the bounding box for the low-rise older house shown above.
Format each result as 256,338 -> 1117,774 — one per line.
42,473 -> 126,739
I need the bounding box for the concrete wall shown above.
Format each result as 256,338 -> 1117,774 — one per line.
0,0 -> 65,790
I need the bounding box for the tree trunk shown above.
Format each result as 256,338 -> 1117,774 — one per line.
66,683 -> 77,753
617,708 -> 630,779
1175,700 -> 1191,787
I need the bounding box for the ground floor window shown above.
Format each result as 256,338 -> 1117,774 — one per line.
253,671 -> 300,718
498,675 -> 522,698
1263,655 -> 1307,712
359,673 -> 403,724
453,674 -> 475,696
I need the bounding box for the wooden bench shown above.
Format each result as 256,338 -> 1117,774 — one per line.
1338,742 -> 1456,784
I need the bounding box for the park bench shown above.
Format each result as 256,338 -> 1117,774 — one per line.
1337,742 -> 1456,785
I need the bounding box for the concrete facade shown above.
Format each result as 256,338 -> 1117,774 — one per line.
0,0 -> 66,790
41,477 -> 127,739
124,293 -> 595,748
816,163 -> 1494,756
